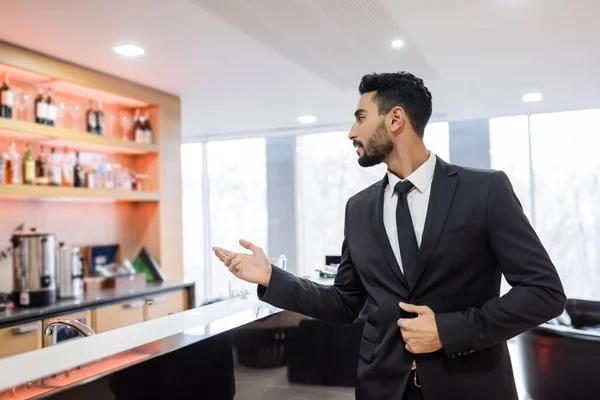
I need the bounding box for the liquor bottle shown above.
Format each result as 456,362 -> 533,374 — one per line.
96,100 -> 105,135
0,73 -> 15,119
23,144 -> 35,185
134,110 -> 145,143
6,141 -> 21,184
49,147 -> 62,186
46,88 -> 57,126
0,142 -> 6,184
73,151 -> 84,188
35,145 -> 49,185
34,86 -> 47,124
86,100 -> 97,134
143,111 -> 153,144
61,147 -> 74,187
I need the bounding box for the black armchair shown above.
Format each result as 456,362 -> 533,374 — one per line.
516,298 -> 600,400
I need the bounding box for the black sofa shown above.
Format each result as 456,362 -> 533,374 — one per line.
516,298 -> 600,400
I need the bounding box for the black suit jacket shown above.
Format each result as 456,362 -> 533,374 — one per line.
258,157 -> 566,400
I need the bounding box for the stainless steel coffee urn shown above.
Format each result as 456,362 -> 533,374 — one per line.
57,242 -> 84,299
11,228 -> 57,307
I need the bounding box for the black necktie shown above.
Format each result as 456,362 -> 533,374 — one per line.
395,180 -> 418,287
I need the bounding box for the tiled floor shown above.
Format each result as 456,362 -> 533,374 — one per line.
234,340 -> 530,399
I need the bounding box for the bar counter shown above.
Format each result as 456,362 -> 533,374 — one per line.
0,294 -> 281,398
0,281 -> 195,329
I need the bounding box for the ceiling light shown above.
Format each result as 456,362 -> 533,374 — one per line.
298,115 -> 317,124
522,93 -> 542,103
391,39 -> 405,49
113,44 -> 145,57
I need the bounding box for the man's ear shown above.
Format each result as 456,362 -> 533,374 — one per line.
389,106 -> 406,136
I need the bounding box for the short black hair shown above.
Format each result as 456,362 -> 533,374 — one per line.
358,72 -> 432,137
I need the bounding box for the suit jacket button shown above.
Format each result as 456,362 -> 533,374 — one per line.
409,299 -> 417,305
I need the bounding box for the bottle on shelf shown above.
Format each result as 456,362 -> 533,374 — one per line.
35,145 -> 49,185
96,100 -> 105,136
34,86 -> 48,125
73,151 -> 84,188
49,147 -> 62,186
134,109 -> 145,143
86,99 -> 98,134
23,144 -> 35,185
85,166 -> 95,189
0,73 -> 15,119
61,147 -> 74,187
143,111 -> 153,144
6,140 -> 21,184
0,142 -> 7,184
46,88 -> 57,126
104,158 -> 114,189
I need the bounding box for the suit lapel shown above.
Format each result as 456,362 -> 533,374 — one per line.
369,175 -> 410,291
411,158 -> 459,292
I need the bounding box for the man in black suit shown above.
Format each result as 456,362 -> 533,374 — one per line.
213,72 -> 566,400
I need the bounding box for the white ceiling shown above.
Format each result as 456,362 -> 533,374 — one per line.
0,0 -> 598,139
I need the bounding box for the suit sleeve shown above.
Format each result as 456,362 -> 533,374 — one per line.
257,200 -> 367,325
435,171 -> 566,358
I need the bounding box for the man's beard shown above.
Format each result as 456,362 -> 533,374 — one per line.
355,120 -> 394,168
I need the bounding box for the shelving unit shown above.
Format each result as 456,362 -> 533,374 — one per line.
0,118 -> 159,155
0,40 -> 184,281
0,184 -> 159,202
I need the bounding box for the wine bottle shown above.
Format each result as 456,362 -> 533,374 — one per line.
96,100 -> 105,135
34,86 -> 47,124
49,147 -> 61,186
35,145 -> 49,185
86,99 -> 97,134
6,141 -> 21,184
73,151 -> 84,188
0,142 -> 7,184
134,110 -> 145,143
23,144 -> 35,185
46,88 -> 57,126
143,111 -> 153,144
61,147 -> 74,187
0,73 -> 14,119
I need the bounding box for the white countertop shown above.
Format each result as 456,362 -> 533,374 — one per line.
0,294 -> 281,392
0,272 -> 335,395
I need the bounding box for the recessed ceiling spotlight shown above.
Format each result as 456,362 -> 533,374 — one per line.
391,39 -> 405,49
298,115 -> 317,124
113,44 -> 145,57
522,93 -> 542,103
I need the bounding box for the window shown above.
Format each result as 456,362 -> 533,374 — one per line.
181,143 -> 204,304
424,122 -> 450,162
489,115 -> 533,220
206,138 -> 268,299
295,123 -> 450,277
530,109 -> 600,298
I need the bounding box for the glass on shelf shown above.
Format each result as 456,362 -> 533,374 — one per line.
69,104 -> 81,130
106,113 -> 116,138
14,91 -> 32,122
119,113 -> 133,141
112,163 -> 122,189
55,102 -> 67,129
104,161 -> 114,189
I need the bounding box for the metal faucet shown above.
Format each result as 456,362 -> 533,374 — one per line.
44,318 -> 96,337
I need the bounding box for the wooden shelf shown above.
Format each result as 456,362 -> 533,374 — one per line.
0,118 -> 159,155
0,62 -> 150,108
0,184 -> 160,202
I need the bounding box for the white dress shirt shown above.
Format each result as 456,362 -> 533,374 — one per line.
383,151 -> 437,273
383,151 -> 436,371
